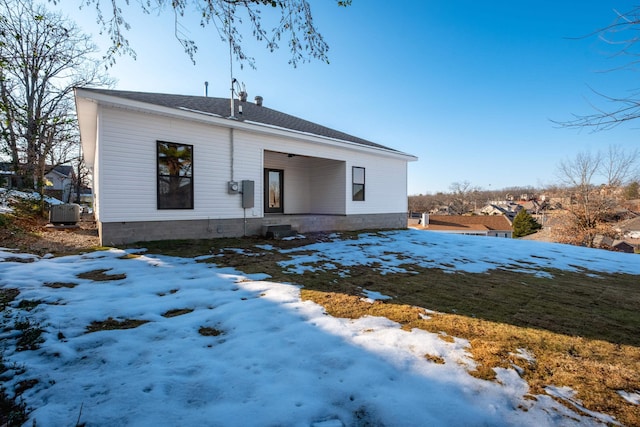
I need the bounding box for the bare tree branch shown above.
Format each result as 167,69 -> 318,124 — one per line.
601,144 -> 640,186
72,0 -> 351,67
557,6 -> 640,131
0,0 -> 111,203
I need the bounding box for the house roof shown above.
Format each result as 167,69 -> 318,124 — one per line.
617,215 -> 640,232
0,163 -> 14,174
422,215 -> 513,232
75,88 -> 408,155
46,165 -> 74,177
0,163 -> 73,177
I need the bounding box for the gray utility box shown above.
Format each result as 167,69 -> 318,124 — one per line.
241,180 -> 254,209
50,204 -> 81,225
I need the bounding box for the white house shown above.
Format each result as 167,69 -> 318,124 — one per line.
45,165 -> 75,203
74,88 -> 417,245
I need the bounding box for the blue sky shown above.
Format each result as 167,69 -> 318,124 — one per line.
61,0 -> 638,194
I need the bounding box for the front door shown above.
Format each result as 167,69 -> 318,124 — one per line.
264,169 -> 284,213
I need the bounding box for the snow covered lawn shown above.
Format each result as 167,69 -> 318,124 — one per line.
1,230 -> 638,426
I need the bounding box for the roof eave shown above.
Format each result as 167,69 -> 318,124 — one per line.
74,89 -> 98,169
74,88 -> 418,162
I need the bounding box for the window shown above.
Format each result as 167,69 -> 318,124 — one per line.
157,141 -> 193,209
264,169 -> 284,213
352,166 -> 365,201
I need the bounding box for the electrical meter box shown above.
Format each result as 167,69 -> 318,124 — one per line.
228,181 -> 239,194
241,180 -> 254,208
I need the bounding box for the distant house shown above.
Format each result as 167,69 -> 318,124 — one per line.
593,234 -> 638,253
0,163 -> 16,188
45,165 -> 75,203
414,214 -> 513,238
592,234 -> 615,248
429,205 -> 452,215
75,88 -> 418,245
479,201 -> 522,222
516,199 -> 547,215
0,163 -> 74,203
616,216 -> 640,240
612,241 -> 636,254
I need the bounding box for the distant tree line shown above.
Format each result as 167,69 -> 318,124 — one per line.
409,145 -> 640,248
408,182 -> 540,215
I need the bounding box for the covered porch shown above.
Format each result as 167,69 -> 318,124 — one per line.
263,150 -> 346,216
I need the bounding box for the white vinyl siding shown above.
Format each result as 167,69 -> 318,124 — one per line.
346,156 -> 408,215
309,159 -> 345,214
98,108 -> 235,222
96,105 -> 408,222
92,111 -> 103,221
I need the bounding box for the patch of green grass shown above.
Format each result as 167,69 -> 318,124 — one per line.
161,308 -> 193,318
198,326 -> 224,337
124,231 -> 364,258
16,299 -> 42,311
0,289 -> 29,425
424,354 -> 445,364
14,379 -> 38,395
119,253 -> 142,259
45,282 -> 77,289
397,267 -> 638,347
77,269 -> 126,282
0,288 -> 20,311
2,257 -> 36,264
86,317 -> 149,333
0,213 -> 11,227
14,318 -> 44,351
0,382 -> 27,427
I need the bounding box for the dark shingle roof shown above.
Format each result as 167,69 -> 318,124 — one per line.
49,165 -> 74,177
81,88 -> 399,152
424,215 -> 513,232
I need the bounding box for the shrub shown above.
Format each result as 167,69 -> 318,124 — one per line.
513,209 -> 542,238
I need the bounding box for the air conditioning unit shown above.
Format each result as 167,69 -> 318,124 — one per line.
49,204 -> 81,225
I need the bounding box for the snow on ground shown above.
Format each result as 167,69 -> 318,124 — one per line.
0,188 -> 63,213
1,230 -> 638,426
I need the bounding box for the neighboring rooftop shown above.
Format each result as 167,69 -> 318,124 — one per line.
422,215 -> 513,232
47,165 -> 74,177
77,88 -> 400,153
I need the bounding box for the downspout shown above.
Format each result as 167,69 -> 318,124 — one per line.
229,128 -> 234,182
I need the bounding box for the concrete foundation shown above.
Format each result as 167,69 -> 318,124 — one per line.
98,213 -> 408,246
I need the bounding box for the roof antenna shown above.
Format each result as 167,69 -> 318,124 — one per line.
227,2 -> 236,119
226,3 -> 248,118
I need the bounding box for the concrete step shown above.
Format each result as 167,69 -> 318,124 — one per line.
264,224 -> 298,239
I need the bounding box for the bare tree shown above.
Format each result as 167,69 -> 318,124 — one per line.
557,151 -> 601,192
79,0 -> 352,68
554,150 -> 617,247
448,180 -> 481,214
561,7 -> 640,130
601,145 -> 640,187
0,0 -> 110,205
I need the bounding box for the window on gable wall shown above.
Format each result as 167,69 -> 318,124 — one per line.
157,141 -> 194,209
352,166 -> 365,201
